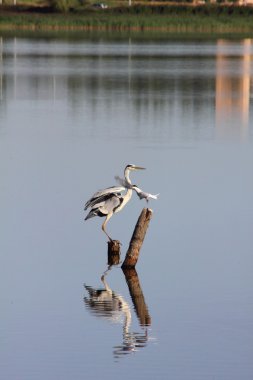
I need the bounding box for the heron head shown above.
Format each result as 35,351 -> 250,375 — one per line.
125,164 -> 146,171
124,165 -> 145,183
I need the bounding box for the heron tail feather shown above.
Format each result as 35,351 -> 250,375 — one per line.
85,211 -> 96,220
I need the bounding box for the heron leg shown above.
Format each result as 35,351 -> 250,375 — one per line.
102,215 -> 113,242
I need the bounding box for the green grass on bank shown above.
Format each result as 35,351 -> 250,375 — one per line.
1,5 -> 253,32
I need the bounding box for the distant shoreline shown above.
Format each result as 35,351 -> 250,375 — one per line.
1,5 -> 253,33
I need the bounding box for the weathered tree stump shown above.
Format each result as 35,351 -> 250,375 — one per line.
121,208 -> 153,269
122,267 -> 151,326
107,240 -> 121,266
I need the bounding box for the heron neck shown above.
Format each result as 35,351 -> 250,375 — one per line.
124,168 -> 132,185
122,188 -> 132,207
115,187 -> 132,214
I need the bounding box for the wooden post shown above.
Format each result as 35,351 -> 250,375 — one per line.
107,240 -> 121,266
122,268 -> 151,326
121,208 -> 152,269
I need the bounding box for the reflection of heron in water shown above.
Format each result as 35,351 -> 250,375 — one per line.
84,274 -> 131,326
83,271 -> 149,358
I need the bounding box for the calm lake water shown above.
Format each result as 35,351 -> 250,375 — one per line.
0,32 -> 253,380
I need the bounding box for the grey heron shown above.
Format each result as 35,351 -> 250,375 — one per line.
84,164 -> 145,241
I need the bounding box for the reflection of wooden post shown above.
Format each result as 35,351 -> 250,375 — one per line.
122,268 -> 151,326
122,208 -> 152,268
107,240 -> 120,266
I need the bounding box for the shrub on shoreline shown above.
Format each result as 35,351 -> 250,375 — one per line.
1,4 -> 253,32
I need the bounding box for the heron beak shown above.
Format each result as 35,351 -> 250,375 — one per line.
134,166 -> 146,170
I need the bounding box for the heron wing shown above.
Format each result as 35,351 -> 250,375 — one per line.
85,186 -> 125,210
114,176 -> 131,188
149,193 -> 159,200
132,186 -> 145,198
99,195 -> 122,215
86,193 -> 113,210
85,194 -> 121,218
136,191 -> 146,200
92,186 -> 125,198
133,186 -> 159,200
